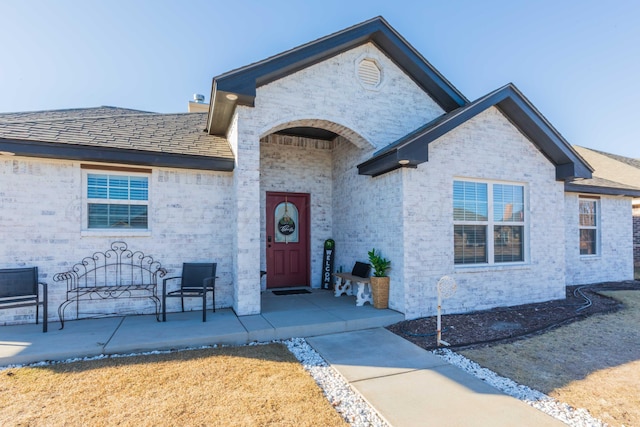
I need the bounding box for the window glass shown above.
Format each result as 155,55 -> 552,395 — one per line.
454,225 -> 487,264
494,225 -> 524,262
579,199 -> 598,255
453,181 -> 488,221
453,180 -> 526,265
493,184 -> 524,222
86,173 -> 149,229
274,201 -> 299,243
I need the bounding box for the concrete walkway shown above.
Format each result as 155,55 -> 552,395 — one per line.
307,328 -> 565,427
1,291 -> 564,426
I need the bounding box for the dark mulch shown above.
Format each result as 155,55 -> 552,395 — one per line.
387,281 -> 640,350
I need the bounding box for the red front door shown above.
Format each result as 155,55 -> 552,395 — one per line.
266,192 -> 310,288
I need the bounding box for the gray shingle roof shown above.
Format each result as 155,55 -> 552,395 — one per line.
0,109 -> 233,160
573,146 -> 640,189
566,146 -> 640,197
0,106 -> 156,123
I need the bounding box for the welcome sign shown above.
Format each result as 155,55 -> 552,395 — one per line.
322,239 -> 335,289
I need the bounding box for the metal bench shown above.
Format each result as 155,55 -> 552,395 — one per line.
0,267 -> 48,332
54,241 -> 166,329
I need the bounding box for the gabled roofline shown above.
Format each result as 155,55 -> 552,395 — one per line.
207,16 -> 467,136
358,83 -> 593,181
0,138 -> 234,172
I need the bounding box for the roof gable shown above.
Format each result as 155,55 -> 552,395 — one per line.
207,16 -> 467,135
357,83 -> 593,181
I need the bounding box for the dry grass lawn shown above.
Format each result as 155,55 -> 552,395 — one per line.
460,290 -> 640,427
0,343 -> 347,427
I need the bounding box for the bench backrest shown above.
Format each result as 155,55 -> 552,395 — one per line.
0,267 -> 38,299
53,242 -> 166,291
351,262 -> 371,278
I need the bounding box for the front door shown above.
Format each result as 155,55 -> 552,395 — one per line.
266,192 -> 310,288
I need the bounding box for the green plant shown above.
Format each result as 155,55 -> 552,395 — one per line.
368,248 -> 391,277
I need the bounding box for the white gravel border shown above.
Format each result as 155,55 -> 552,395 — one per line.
284,337 -> 389,427
434,349 -> 607,427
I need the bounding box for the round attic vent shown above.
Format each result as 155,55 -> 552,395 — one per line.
357,58 -> 381,88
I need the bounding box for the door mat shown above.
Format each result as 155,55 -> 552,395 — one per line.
272,289 -> 312,296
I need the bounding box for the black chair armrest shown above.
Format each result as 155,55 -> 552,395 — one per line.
162,276 -> 181,294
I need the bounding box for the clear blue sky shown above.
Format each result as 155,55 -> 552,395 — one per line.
1,0 -> 639,157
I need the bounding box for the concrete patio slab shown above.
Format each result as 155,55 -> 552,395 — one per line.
0,317 -> 123,365
1,291 -> 403,367
104,309 -> 249,353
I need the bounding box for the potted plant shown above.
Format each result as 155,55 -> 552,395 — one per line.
368,248 -> 391,309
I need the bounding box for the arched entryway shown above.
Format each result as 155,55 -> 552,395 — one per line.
259,118 -> 372,290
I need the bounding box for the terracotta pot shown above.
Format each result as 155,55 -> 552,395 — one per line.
370,276 -> 390,309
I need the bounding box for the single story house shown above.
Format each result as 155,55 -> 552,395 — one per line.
2,16 -> 639,325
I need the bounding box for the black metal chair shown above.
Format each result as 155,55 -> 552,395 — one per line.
162,263 -> 217,322
0,267 -> 48,332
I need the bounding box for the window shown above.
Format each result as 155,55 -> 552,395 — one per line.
454,180 -> 525,265
85,172 -> 149,229
579,197 -> 598,255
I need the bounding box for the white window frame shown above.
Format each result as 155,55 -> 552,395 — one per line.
453,178 -> 528,267
578,196 -> 600,257
81,168 -> 152,235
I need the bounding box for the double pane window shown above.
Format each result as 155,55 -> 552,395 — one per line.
87,173 -> 149,229
454,180 -> 525,265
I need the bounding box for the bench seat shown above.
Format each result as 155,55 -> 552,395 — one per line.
333,272 -> 373,306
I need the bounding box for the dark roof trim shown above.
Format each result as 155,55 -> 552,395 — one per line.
207,16 -> 467,135
565,181 -> 640,198
0,138 -> 234,172
358,83 -> 593,181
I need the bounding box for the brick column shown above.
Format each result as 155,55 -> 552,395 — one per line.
230,112 -> 261,315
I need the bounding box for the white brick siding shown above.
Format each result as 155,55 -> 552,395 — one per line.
232,43 -> 445,312
565,193 -> 634,284
401,107 -> 566,319
254,43 -> 444,148
0,157 -> 235,325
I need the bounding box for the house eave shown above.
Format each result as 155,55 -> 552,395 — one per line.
207,16 -> 467,137
0,138 -> 235,172
358,84 -> 593,180
564,182 -> 640,198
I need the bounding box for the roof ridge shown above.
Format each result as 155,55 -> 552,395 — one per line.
0,111 -> 206,125
213,16 -> 386,81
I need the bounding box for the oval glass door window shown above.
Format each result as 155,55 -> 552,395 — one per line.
274,201 -> 299,243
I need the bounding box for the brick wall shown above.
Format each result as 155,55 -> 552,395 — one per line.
0,157 -> 235,325
242,42 -> 445,312
565,195 -> 634,284
401,107 -> 566,319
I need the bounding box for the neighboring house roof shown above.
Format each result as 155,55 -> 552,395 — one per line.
358,83 -> 593,181
567,146 -> 640,197
207,16 -> 468,135
0,110 -> 234,171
